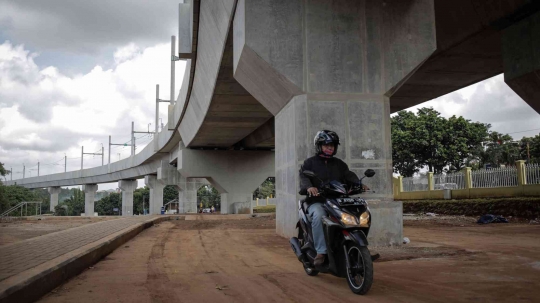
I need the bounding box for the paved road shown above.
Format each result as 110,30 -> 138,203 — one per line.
0,216 -> 154,282
38,216 -> 540,303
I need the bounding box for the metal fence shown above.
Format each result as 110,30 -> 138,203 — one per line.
526,163 -> 540,185
402,175 -> 429,192
471,166 -> 518,188
433,172 -> 465,190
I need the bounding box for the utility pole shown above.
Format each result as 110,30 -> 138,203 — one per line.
10,167 -> 12,181
38,162 -> 40,176
64,154 -> 67,172
132,121 -> 154,152
156,84 -> 171,137
171,35 -> 180,105
23,164 -> 25,179
109,135 -> 133,165
81,146 -> 104,170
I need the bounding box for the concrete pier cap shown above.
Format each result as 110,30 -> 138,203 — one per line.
177,148 -> 274,214
233,0 -> 437,245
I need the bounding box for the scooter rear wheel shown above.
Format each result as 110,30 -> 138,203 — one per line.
344,242 -> 373,295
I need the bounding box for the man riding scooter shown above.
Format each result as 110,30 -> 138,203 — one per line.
299,130 -> 369,267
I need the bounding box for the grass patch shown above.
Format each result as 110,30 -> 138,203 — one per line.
402,197 -> 540,219
253,205 -> 276,213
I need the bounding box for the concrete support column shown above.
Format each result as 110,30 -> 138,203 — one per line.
82,184 -> 98,217
233,0 -> 436,245
47,186 -> 61,212
177,149 -> 274,215
145,175 -> 165,215
275,95 -> 399,244
503,11 -> 540,114
118,180 -> 137,216
221,192 -> 253,215
173,178 -> 208,214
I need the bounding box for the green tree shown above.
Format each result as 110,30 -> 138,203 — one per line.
391,107 -> 492,175
446,117 -> 489,172
197,185 -> 220,208
95,192 -> 121,215
134,187 -> 150,215
0,185 -> 49,215
480,132 -> 519,167
0,162 -> 9,184
253,177 -> 276,199
391,111 -> 420,177
60,188 -> 85,216
520,135 -> 540,163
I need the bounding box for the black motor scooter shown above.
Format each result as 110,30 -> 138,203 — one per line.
289,169 -> 376,295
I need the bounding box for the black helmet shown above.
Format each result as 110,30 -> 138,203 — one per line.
314,130 -> 340,156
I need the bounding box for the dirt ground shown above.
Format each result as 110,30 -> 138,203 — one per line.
0,217 -> 118,246
38,214 -> 540,303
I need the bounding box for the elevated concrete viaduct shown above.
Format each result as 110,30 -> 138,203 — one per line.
5,0 -> 540,245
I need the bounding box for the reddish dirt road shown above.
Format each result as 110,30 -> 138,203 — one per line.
39,215 -> 540,303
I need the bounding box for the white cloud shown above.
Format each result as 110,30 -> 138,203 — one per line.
0,41 -> 185,188
405,74 -> 540,140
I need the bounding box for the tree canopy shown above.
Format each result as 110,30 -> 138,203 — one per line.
391,107 -> 538,176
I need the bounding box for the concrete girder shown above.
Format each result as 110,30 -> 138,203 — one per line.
82,184 -> 98,217
47,186 -> 61,212
118,180 -> 137,216
503,10 -> 540,114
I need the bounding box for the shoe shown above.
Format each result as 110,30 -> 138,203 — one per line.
314,254 -> 326,266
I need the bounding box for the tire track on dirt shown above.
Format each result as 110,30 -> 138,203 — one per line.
146,223 -> 179,303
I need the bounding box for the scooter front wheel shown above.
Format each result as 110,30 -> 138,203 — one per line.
344,242 -> 373,295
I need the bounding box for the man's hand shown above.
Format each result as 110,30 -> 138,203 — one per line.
307,187 -> 319,196
362,184 -> 370,191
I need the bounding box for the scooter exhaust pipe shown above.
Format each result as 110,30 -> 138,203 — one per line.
289,237 -> 303,261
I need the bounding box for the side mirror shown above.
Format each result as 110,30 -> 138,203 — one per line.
302,170 -> 317,178
364,169 -> 376,178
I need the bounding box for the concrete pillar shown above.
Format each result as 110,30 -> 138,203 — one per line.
118,180 -> 137,216
145,175 -> 165,215
233,0 -> 436,245
463,167 -> 472,189
428,172 -> 434,191
182,178 -> 209,213
47,186 -> 61,212
82,184 -> 98,217
177,149 -> 274,214
503,11 -> 540,114
516,160 -> 527,186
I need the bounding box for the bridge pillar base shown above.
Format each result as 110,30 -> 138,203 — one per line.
47,186 -> 61,213
82,184 -> 98,217
119,180 -> 137,216
275,95 -> 400,246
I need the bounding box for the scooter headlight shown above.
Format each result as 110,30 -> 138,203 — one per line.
359,211 -> 370,227
340,212 -> 359,226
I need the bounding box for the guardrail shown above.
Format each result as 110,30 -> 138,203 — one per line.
394,160 -> 540,200
1,201 -> 42,222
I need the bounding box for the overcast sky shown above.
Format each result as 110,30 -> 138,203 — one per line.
1,0 -> 539,189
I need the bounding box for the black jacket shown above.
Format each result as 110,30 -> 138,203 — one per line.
299,155 -> 360,195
